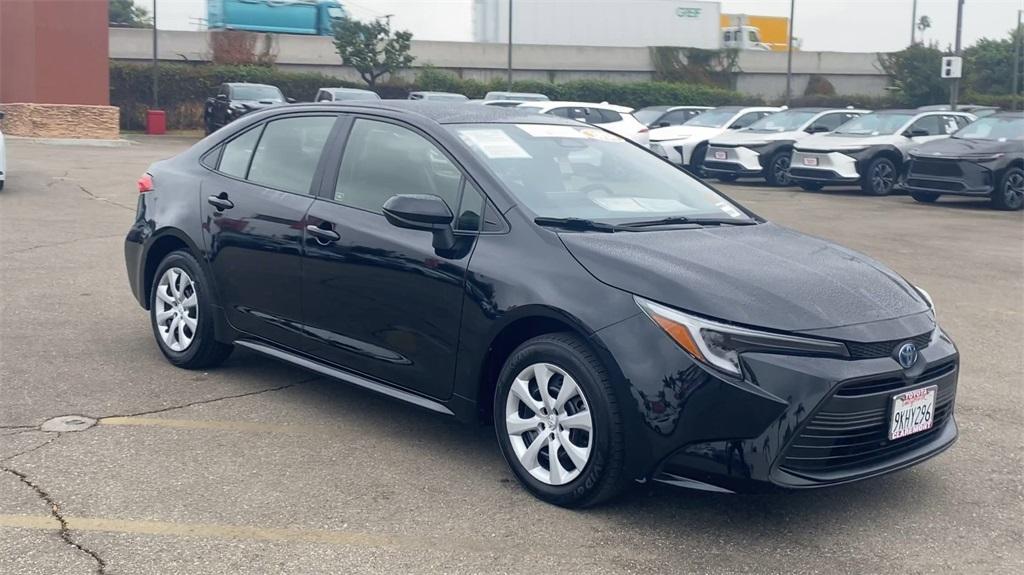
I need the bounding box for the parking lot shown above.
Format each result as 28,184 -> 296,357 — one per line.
0,135 -> 1021,574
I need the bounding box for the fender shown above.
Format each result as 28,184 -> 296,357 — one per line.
848,144 -> 905,172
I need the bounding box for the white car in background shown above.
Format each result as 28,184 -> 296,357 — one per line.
704,107 -> 868,186
517,101 -> 650,146
315,87 -> 381,102
648,106 -> 781,171
0,111 -> 6,191
790,109 -> 976,195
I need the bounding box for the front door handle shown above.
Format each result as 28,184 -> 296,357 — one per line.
306,223 -> 340,244
207,194 -> 234,211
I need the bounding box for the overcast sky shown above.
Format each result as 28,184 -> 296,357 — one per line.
142,0 -> 1023,52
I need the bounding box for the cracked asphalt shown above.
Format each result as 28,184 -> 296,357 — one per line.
1,135 -> 1021,574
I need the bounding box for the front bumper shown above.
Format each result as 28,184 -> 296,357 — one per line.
650,139 -> 700,166
790,150 -> 862,183
903,157 -> 996,197
703,145 -> 765,176
592,313 -> 958,493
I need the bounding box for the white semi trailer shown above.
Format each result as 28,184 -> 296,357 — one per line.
472,0 -> 722,49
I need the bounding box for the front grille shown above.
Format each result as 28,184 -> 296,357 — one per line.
836,359 -> 957,397
780,363 -> 957,475
906,177 -> 964,191
846,331 -> 932,360
703,161 -> 741,172
790,167 -> 838,179
910,158 -> 963,178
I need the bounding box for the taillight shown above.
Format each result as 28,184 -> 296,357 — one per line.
137,173 -> 154,193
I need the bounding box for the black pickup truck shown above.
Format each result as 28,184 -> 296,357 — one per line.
204,83 -> 292,134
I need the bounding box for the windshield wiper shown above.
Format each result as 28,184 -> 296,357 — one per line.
620,216 -> 757,228
534,217 -> 628,233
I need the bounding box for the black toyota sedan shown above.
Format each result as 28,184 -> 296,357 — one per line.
125,102 -> 958,507
904,112 -> 1024,210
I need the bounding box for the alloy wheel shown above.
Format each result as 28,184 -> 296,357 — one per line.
773,155 -> 792,186
505,362 -> 593,486
1004,172 -> 1024,209
155,267 -> 199,352
871,162 -> 894,194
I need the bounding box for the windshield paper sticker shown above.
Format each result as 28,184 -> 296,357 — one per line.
715,201 -> 744,218
458,129 -> 532,159
592,197 -> 690,212
517,124 -> 623,142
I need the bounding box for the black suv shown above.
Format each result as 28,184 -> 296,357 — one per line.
204,83 -> 292,135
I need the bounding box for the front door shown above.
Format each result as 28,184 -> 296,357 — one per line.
301,117 -> 482,399
201,114 -> 337,349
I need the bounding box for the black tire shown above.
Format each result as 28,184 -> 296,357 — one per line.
798,182 -> 824,191
991,167 -> 1024,211
689,141 -> 709,177
149,250 -> 233,369
911,191 -> 941,204
715,174 -> 739,182
765,150 -> 793,187
494,333 -> 628,508
0,181 -> 5,191
861,157 -> 898,196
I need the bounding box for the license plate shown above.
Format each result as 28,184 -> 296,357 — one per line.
802,156 -> 819,166
888,386 -> 937,440
713,150 -> 727,160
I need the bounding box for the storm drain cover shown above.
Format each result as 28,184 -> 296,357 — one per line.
40,415 -> 97,432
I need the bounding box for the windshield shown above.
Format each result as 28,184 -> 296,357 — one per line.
746,110 -> 817,132
232,86 -> 284,101
448,123 -> 750,223
682,109 -> 738,128
953,116 -> 1024,141
634,109 -> 667,125
834,113 -> 913,136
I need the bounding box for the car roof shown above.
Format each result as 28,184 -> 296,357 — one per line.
518,101 -> 634,113
226,83 -> 278,88
409,91 -> 466,96
322,87 -> 376,93
990,111 -> 1024,118
285,101 -> 583,126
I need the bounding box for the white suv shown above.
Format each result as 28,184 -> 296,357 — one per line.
517,101 -> 650,146
790,110 -> 975,195
648,106 -> 781,171
704,108 -> 867,186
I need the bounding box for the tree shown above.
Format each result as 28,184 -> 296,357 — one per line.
916,15 -> 932,43
879,44 -> 947,106
964,29 -> 1023,95
109,0 -> 151,28
332,18 -> 414,88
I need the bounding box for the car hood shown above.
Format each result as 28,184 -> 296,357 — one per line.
234,100 -> 283,109
796,132 -> 900,151
710,130 -> 803,146
649,125 -> 724,142
911,137 -> 1024,157
559,222 -> 929,333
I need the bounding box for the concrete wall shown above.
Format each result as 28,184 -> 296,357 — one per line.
108,28 -> 891,99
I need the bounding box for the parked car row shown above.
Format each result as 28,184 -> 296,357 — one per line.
202,83 -> 1021,210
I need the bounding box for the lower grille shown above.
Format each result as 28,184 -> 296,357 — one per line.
910,158 -> 963,178
907,177 -> 964,192
704,161 -> 742,172
790,167 -> 839,179
780,365 -> 957,474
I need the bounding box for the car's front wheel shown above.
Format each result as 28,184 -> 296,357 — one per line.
494,333 -> 628,508
766,151 -> 792,186
911,191 -> 941,204
150,251 -> 233,369
862,157 -> 898,196
991,167 -> 1024,211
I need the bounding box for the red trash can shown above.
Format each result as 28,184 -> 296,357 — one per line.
146,110 -> 166,135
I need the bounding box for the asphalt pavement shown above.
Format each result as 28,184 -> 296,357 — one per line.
1,135 -> 1021,574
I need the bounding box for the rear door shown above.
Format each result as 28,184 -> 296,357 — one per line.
200,113 -> 338,349
300,116 -> 487,399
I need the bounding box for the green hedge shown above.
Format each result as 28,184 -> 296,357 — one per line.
784,94 -> 900,109
111,61 -> 762,130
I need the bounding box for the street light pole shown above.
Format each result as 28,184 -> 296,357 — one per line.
784,0 -> 795,106
152,0 -> 159,108
1014,9 -> 1022,110
910,0 -> 918,45
506,0 -> 513,90
950,0 -> 964,107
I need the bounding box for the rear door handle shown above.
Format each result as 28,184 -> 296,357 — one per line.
306,224 -> 340,244
207,194 -> 234,211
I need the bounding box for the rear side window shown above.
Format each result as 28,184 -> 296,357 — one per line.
247,116 -> 335,194
593,109 -> 622,124
940,115 -> 963,134
334,119 -> 463,214
218,126 -> 263,178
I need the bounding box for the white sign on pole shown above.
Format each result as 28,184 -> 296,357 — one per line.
941,56 -> 963,79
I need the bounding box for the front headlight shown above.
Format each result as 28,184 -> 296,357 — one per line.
636,297 -> 849,377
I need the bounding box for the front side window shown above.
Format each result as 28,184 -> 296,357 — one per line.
908,115 -> 943,136
834,113 -> 915,136
218,125 -> 263,178
661,109 -> 697,125
247,116 -> 335,194
811,112 -> 858,132
729,112 -> 763,129
684,109 -> 741,128
335,119 -> 463,214
449,123 -> 749,223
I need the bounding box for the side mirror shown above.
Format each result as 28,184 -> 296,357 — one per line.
905,128 -> 929,137
806,125 -> 829,133
656,121 -> 670,128
382,194 -> 455,250
286,97 -> 296,104
216,94 -> 229,101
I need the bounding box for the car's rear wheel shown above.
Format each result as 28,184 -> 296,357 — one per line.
766,151 -> 792,186
991,167 -> 1024,211
494,333 -> 628,508
798,182 -> 824,191
862,157 -> 897,196
911,191 -> 941,204
150,251 -> 232,369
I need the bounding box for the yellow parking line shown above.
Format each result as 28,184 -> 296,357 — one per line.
98,417 -> 327,435
0,514 -> 392,547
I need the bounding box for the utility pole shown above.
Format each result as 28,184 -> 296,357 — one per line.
950,0 -> 964,107
784,0 -> 795,105
910,0 -> 918,45
152,0 -> 159,108
506,0 -> 513,90
1014,9 -> 1022,110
